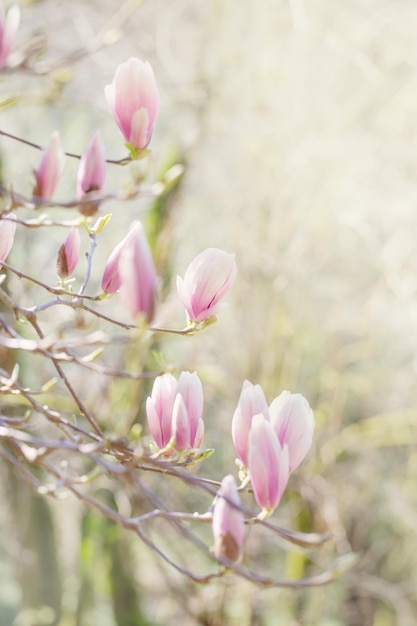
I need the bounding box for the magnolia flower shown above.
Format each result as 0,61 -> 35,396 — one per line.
177,248 -> 237,324
248,414 -> 290,512
101,221 -> 157,322
0,4 -> 20,69
270,391 -> 315,473
33,132 -> 65,201
231,380 -> 269,467
105,57 -> 159,152
0,212 -> 16,267
146,371 -> 204,452
212,475 -> 245,563
56,227 -> 80,279
118,222 -> 157,322
77,131 -> 106,216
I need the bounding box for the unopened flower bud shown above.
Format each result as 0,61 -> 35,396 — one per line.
105,57 -> 159,154
77,130 -> 106,216
56,227 -> 80,279
212,475 -> 245,563
33,131 -> 65,201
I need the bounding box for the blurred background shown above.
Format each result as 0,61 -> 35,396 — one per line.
1,0 -> 417,624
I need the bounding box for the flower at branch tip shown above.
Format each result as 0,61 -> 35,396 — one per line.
270,391 -> 315,473
248,414 -> 289,513
232,380 -> 269,468
0,212 -> 16,267
101,221 -> 157,321
33,131 -> 65,201
118,222 -> 157,322
212,475 -> 245,563
0,3 -> 20,69
105,57 -> 160,154
146,371 -> 204,452
176,248 -> 237,324
77,130 -> 106,216
56,227 -> 80,279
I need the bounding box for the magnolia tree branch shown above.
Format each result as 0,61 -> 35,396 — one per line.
0,11 -> 354,594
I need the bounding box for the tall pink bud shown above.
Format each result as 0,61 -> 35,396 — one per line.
0,4 -> 20,69
56,227 -> 80,279
146,373 -> 178,449
33,132 -> 65,201
0,212 -> 16,267
105,57 -> 159,153
212,475 -> 245,563
101,228 -> 134,294
176,248 -> 237,324
77,131 -> 106,216
118,221 -> 157,322
146,371 -> 204,452
269,391 -> 314,473
248,414 -> 289,513
231,380 -> 269,467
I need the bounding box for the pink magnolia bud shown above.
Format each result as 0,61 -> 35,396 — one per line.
146,373 -> 178,449
77,131 -> 106,216
105,57 -> 159,152
176,248 -> 237,324
0,212 -> 16,267
269,391 -> 314,473
33,131 -> 65,201
232,380 -> 269,467
146,371 -> 204,452
248,414 -> 289,512
101,231 -> 132,294
56,227 -> 80,279
118,221 -> 157,322
212,475 -> 245,563
0,4 -> 20,69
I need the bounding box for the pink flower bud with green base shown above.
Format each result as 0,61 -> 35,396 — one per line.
177,248 -> 237,325
56,227 -> 80,279
0,4 -> 20,69
105,57 -> 159,156
77,131 -> 106,216
270,391 -> 314,472
33,131 -> 65,201
146,371 -> 204,452
212,475 -> 245,563
0,212 -> 16,267
248,414 -> 289,516
118,221 -> 157,322
232,380 -> 269,468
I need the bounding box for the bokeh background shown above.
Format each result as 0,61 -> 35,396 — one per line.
1,0 -> 417,624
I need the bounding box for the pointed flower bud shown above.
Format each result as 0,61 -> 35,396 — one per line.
269,391 -> 315,473
33,131 -> 65,201
0,4 -> 20,69
232,380 -> 269,467
105,57 -> 160,153
212,475 -> 245,563
0,212 -> 16,267
177,248 -> 237,324
248,414 -> 290,513
146,371 -> 204,452
77,130 -> 106,216
56,227 -> 80,279
118,221 -> 157,322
